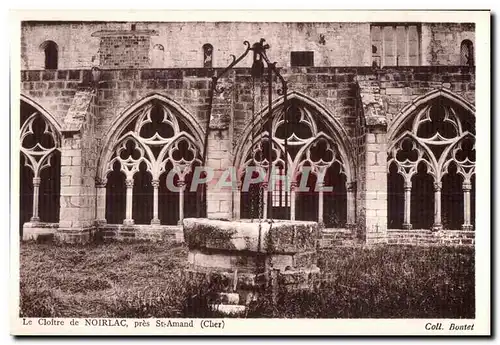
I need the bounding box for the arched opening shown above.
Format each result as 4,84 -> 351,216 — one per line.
158,163 -> 180,225
235,94 -> 354,227
19,155 -> 34,235
105,161 -> 126,224
41,41 -> 58,70
295,166 -> 318,222
442,163 -> 464,230
240,166 -> 264,220
132,162 -> 153,225
323,162 -> 347,228
387,162 -> 404,229
19,99 -> 61,234
460,40 -> 474,67
202,43 -> 213,68
387,92 -> 475,231
151,44 -> 165,68
410,163 -> 434,230
101,98 -> 205,226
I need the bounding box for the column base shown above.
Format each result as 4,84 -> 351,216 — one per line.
432,224 -> 443,231
22,222 -> 57,241
95,219 -> 107,226
151,219 -> 161,225
346,223 -> 356,230
123,219 -> 135,226
461,224 -> 474,231
402,223 -> 413,230
30,216 -> 40,222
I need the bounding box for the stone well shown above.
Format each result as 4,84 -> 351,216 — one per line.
183,218 -> 321,313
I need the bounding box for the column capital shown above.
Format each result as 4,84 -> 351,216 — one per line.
462,181 -> 472,191
177,180 -> 186,187
433,181 -> 442,192
125,179 -> 134,188
32,177 -> 41,186
404,180 -> 412,190
95,177 -> 107,188
346,181 -> 356,192
151,179 -> 160,188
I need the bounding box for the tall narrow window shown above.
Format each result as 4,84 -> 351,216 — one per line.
151,44 -> 165,68
371,24 -> 420,67
460,40 -> 474,66
202,43 -> 213,68
41,40 -> 58,70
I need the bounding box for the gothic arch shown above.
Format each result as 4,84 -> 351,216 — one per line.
20,94 -> 63,133
234,91 -> 356,183
19,95 -> 62,230
387,88 -> 475,142
96,93 -> 204,181
233,91 -> 356,226
387,88 -> 475,231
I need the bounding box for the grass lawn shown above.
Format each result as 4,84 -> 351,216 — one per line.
19,241 -> 474,318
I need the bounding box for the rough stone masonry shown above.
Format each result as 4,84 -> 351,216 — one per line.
19,21 -> 476,246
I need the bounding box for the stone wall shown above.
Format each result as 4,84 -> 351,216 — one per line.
421,23 -> 475,66
22,21 -> 476,71
19,65 -> 476,242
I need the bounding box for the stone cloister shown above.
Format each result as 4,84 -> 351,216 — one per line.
19,21 -> 476,245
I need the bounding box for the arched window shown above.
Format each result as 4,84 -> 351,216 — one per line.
151,44 -> 165,68
460,40 -> 474,66
238,98 -> 351,228
387,96 -> 475,231
20,100 -> 61,235
103,100 -> 204,226
41,40 -> 58,69
202,43 -> 213,68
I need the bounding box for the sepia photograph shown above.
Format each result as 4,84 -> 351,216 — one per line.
10,10 -> 491,336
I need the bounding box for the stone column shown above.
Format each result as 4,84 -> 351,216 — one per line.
233,181 -> 242,219
290,181 -> 297,221
178,180 -> 186,224
462,180 -> 473,230
432,181 -> 442,231
30,177 -> 41,222
95,177 -> 107,225
262,182 -> 268,220
346,181 -> 356,228
124,178 -> 134,225
151,179 -> 160,225
317,181 -> 324,225
402,180 -> 412,230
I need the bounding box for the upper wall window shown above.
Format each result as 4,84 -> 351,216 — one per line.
41,40 -> 58,69
291,51 -> 314,67
151,44 -> 165,68
460,40 -> 474,66
202,43 -> 213,68
371,24 -> 420,67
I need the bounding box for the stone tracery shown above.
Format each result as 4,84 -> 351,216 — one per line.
388,97 -> 475,230
238,98 -> 353,227
103,101 -> 202,225
20,102 -> 61,227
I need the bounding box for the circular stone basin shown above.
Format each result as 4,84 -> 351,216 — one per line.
183,218 -> 319,254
